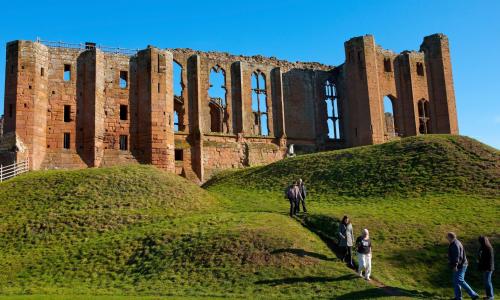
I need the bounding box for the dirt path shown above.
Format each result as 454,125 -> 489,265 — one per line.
293,215 -> 414,298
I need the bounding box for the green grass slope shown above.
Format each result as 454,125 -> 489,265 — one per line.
0,165 -> 387,299
206,135 -> 500,298
207,135 -> 499,198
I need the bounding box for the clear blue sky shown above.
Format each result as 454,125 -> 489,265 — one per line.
1,0 -> 499,148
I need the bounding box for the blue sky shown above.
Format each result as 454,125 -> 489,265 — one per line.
1,0 -> 499,148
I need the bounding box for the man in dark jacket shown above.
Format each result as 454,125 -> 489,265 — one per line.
478,236 -> 495,300
285,183 -> 301,217
447,232 -> 479,300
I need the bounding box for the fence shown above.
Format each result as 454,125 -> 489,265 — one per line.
0,159 -> 30,182
35,38 -> 140,56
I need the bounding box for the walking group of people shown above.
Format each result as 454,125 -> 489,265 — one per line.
282,184 -> 495,299
338,218 -> 495,299
284,179 -> 307,216
446,232 -> 495,300
338,216 -> 372,281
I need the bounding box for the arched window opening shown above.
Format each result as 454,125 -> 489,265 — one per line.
209,66 -> 228,133
416,62 -> 424,76
251,71 -> 269,136
173,61 -> 183,97
173,61 -> 185,132
324,80 -> 341,140
383,58 -> 392,72
383,96 -> 397,137
418,100 -> 431,134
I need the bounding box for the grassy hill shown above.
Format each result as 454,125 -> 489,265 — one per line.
206,135 -> 499,198
0,135 -> 498,299
206,135 -> 500,298
0,165 -> 384,299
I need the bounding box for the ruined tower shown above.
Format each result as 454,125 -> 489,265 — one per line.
343,33 -> 458,147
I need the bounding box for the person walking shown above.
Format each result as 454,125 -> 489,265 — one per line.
339,216 -> 354,268
356,228 -> 372,281
478,236 -> 495,300
291,181 -> 302,216
284,183 -> 295,217
297,178 -> 307,213
447,232 -> 479,300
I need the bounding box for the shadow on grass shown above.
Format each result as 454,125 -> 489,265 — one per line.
294,214 -> 344,259
386,238 -> 500,291
256,278 -> 436,299
255,274 -> 357,285
271,248 -> 335,261
334,287 -> 437,299
294,213 -> 445,299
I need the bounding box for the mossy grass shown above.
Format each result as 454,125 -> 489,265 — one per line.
0,165 -> 387,299
206,135 -> 500,298
1,135 -> 498,299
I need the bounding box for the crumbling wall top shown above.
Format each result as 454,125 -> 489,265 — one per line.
168,48 -> 334,72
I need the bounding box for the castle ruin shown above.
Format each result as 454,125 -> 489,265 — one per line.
1,34 -> 458,182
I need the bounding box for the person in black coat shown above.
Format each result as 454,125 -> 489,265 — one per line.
284,184 -> 295,217
478,236 -> 495,300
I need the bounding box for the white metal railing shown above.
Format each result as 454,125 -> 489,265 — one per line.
0,158 -> 30,182
35,38 -> 140,56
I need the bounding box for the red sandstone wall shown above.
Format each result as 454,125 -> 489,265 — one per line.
2,34 -> 458,182
342,33 -> 457,147
421,34 -> 459,134
171,50 -> 294,182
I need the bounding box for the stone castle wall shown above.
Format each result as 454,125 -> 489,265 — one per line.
1,34 -> 458,182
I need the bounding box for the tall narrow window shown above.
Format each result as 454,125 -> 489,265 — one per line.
383,96 -> 397,137
119,135 -> 128,151
63,64 -> 71,81
384,58 -> 392,72
208,66 -> 228,133
173,61 -> 185,132
418,100 -> 431,134
251,71 -> 269,136
41,67 -> 45,77
64,105 -> 71,122
119,71 -> 128,88
120,105 -> 128,121
416,62 -> 424,76
173,61 -> 183,98
324,80 -> 341,140
174,110 -> 179,132
63,133 -> 70,149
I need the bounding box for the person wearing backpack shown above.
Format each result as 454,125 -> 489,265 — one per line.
284,183 -> 296,217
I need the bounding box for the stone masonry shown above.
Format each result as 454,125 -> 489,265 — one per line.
1,34 -> 458,182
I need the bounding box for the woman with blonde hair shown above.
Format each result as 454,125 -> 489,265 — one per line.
356,228 -> 372,281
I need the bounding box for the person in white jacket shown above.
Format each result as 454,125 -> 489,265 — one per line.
356,228 -> 372,281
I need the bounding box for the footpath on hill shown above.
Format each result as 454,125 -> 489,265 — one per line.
0,135 -> 497,299
205,135 -> 500,299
